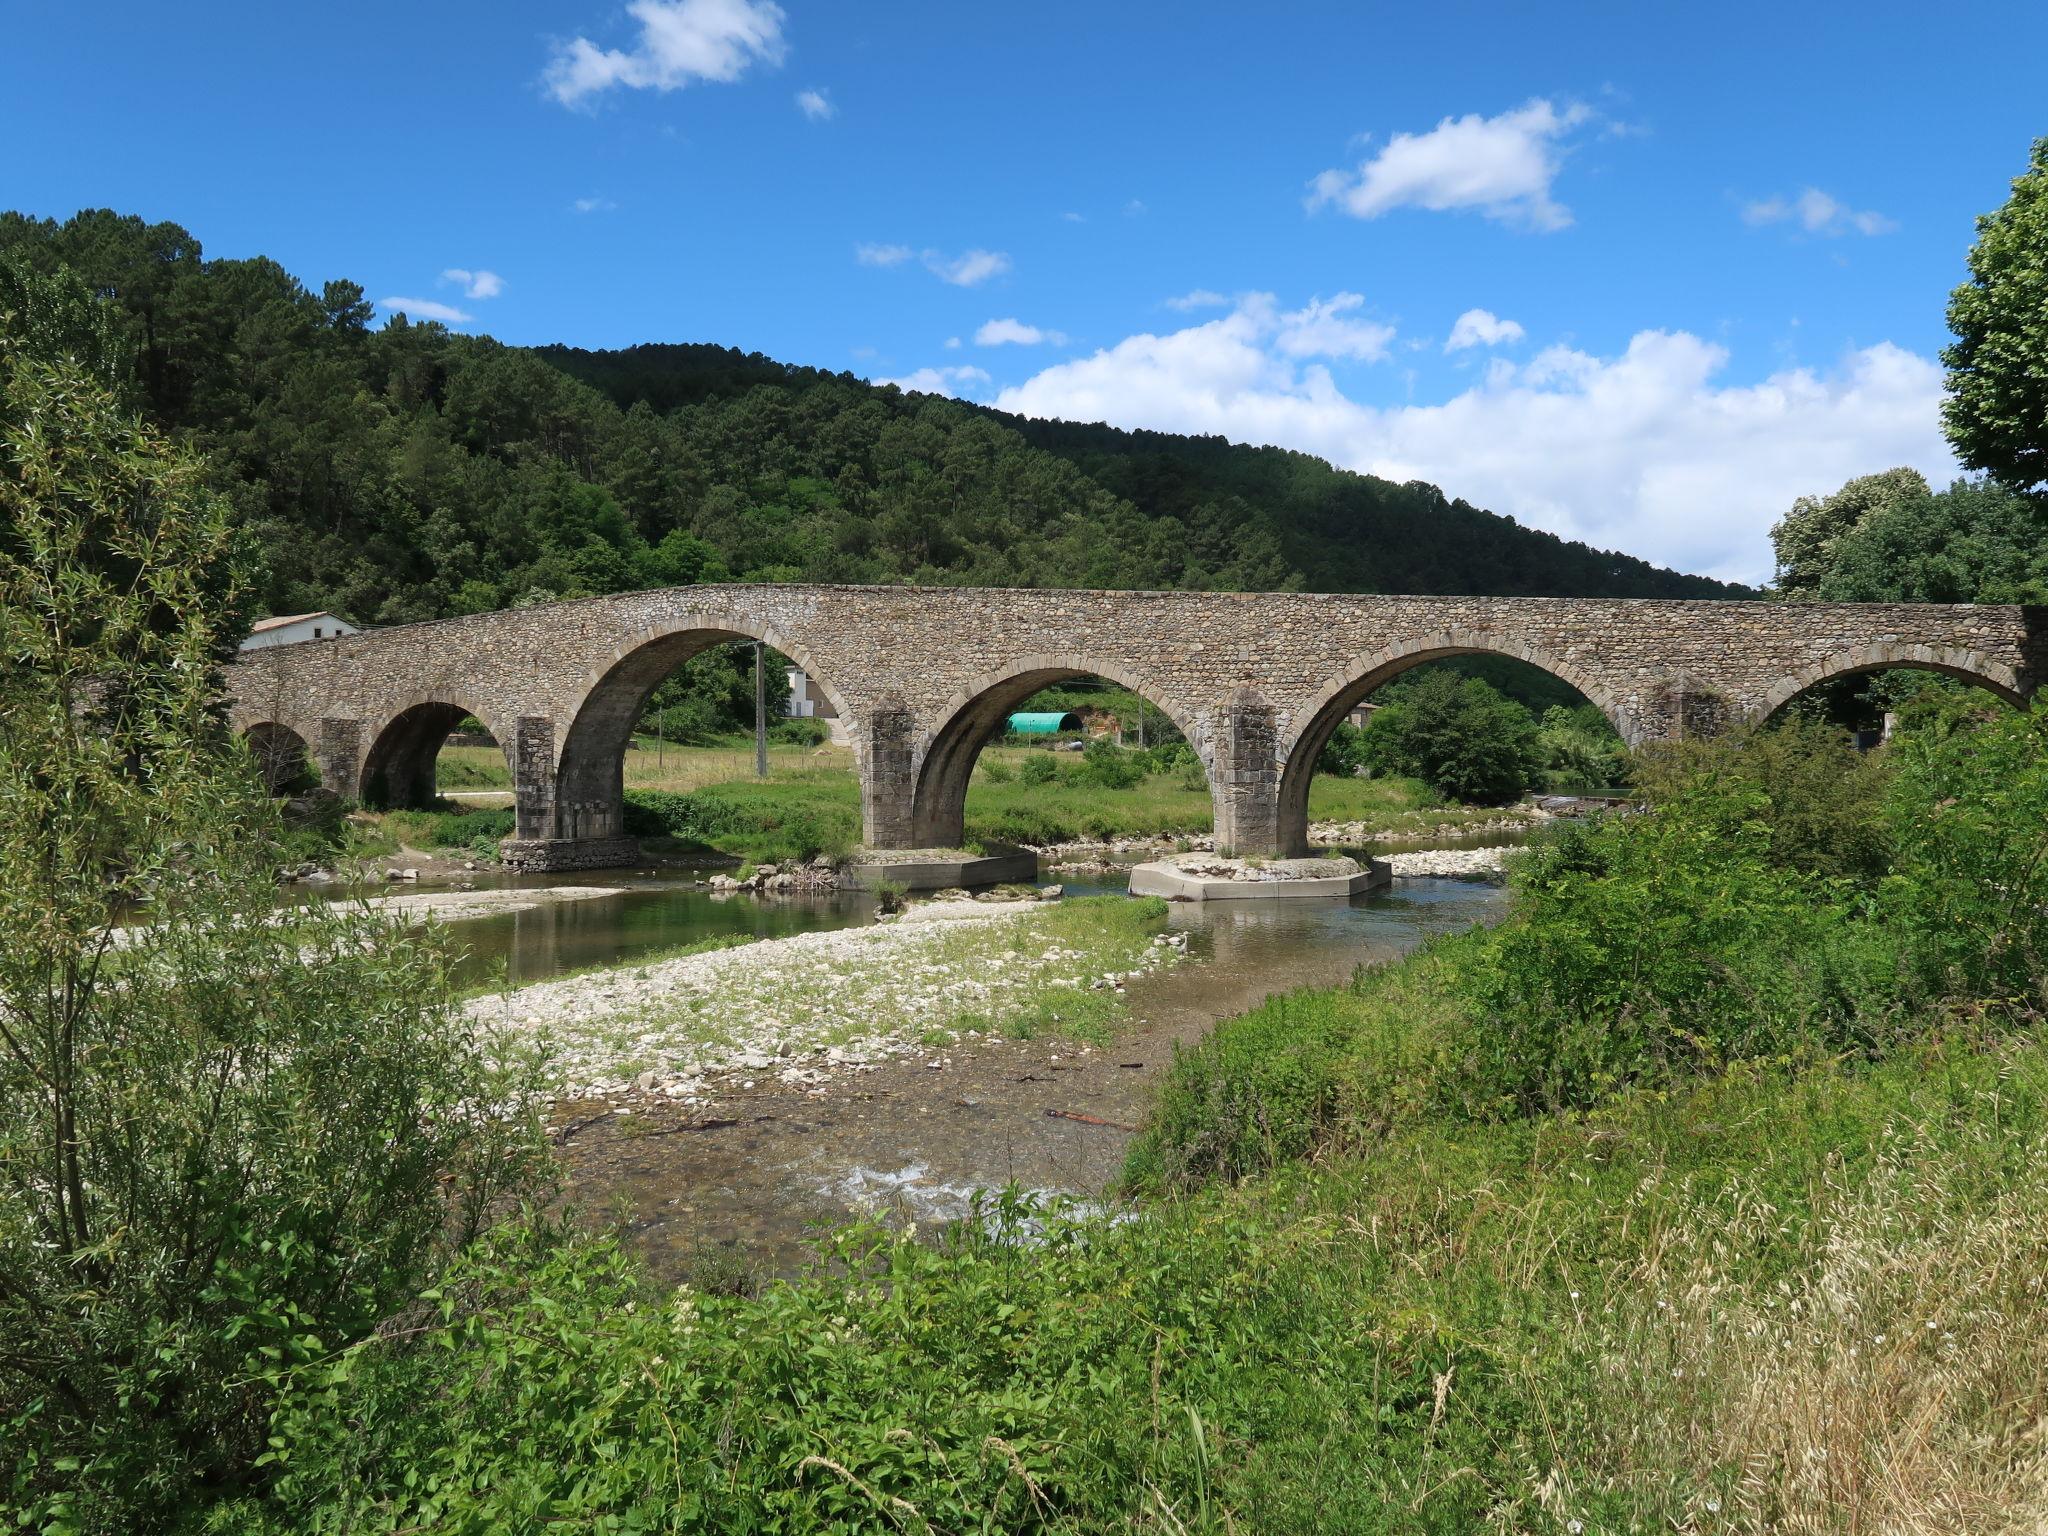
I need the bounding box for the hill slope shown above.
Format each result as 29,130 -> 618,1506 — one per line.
0,211 -> 1744,627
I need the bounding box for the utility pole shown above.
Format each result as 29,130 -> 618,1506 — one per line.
754,642 -> 768,778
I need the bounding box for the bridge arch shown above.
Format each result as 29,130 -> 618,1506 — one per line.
1749,641 -> 2029,724
242,720 -> 316,795
361,697 -> 515,808
1275,630 -> 1633,857
553,614 -> 854,842
910,654 -> 1210,849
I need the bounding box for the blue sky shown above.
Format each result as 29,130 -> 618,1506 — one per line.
8,0 -> 2045,582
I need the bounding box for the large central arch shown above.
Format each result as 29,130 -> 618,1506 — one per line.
551,616 -> 854,842
1275,630 -> 1633,857
909,654 -> 1210,848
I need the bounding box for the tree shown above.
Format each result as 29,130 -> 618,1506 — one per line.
1770,467 -> 1930,596
1943,136 -> 2048,498
0,329 -> 536,1528
1357,670 -> 1540,804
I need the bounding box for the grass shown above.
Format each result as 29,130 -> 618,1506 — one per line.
232,1032 -> 2048,1534
427,738 -> 1510,867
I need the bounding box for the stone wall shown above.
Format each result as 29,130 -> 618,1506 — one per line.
224,584 -> 2048,865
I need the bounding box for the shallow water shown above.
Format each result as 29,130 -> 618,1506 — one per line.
547,871 -> 1509,1279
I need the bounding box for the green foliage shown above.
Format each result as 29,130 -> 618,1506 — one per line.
376,803 -> 516,851
1533,703 -> 1627,791
1629,717 -> 1893,883
218,1040 -> 2048,1533
1017,752 -> 1057,786
1356,669 -> 1540,804
0,212 -> 1743,633
1771,466 -> 2048,605
1074,737 -> 1145,789
1315,720 -> 1369,777
639,645 -> 793,744
624,783 -> 856,866
0,344 -> 537,1530
1882,702 -> 2048,1010
1943,135 -> 2048,498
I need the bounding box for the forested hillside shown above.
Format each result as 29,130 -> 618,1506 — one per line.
0,210 -> 1743,626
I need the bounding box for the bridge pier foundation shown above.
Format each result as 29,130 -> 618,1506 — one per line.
499,836 -> 641,873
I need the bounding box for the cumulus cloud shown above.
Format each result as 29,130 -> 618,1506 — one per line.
880,364 -> 992,397
545,0 -> 786,107
376,297 -> 473,324
795,87 -> 834,120
1743,187 -> 1897,237
1164,288 -> 1229,312
854,241 -> 914,267
923,248 -> 1011,286
441,268 -> 503,300
1308,98 -> 1594,231
572,195 -> 618,213
975,317 -> 1068,347
1445,308 -> 1525,351
1272,292 -> 1394,361
993,298 -> 1952,582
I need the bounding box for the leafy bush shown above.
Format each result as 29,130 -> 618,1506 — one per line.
1532,703 -> 1626,792
1316,721 -> 1370,777
1075,737 -> 1145,789
1630,716 -> 1892,882
977,755 -> 1015,784
1882,700 -> 2048,1010
0,343 -> 538,1530
1356,670 -> 1540,804
623,787 -> 854,865
1017,752 -> 1056,786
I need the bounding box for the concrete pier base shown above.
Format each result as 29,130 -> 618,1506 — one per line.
1128,851 -> 1388,901
841,843 -> 1038,891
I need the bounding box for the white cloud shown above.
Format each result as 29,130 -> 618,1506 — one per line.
854,242 -> 914,267
1309,98 -> 1594,231
923,248 -> 1011,286
795,87 -> 834,120
943,336 -> 962,349
572,195 -> 618,213
441,268 -> 503,300
975,317 -> 1068,347
993,298 -> 1952,583
1743,187 -> 1897,237
1061,210 -> 1086,223
1272,292 -> 1394,361
880,364 -> 992,397
1445,308 -> 1525,351
545,0 -> 786,107
1165,288 -> 1229,312
376,297 -> 473,324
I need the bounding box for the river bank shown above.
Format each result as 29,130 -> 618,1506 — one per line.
468,893 -> 1184,1104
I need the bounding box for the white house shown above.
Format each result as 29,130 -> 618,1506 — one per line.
785,666 -> 849,744
239,612 -> 359,651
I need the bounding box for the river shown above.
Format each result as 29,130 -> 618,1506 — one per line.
395,854 -> 1512,1280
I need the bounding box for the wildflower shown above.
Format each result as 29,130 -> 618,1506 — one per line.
1567,1521 -> 1584,1534
1705,1497 -> 1721,1514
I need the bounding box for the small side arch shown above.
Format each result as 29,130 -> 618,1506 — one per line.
243,721 -> 316,795
1275,630 -> 1633,857
360,697 -> 514,809
911,653 -> 1209,848
1750,641 -> 2030,724
552,614 -> 854,842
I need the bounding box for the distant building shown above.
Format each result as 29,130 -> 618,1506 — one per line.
240,612 -> 359,651
785,667 -> 849,743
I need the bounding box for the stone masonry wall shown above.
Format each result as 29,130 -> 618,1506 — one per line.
224,584 -> 2048,864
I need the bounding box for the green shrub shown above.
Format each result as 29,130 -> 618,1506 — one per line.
1017,752 -> 1056,786
1356,669 -> 1540,804
1075,736 -> 1145,789
1882,700 -> 2048,1010
0,346 -> 538,1531
976,755 -> 1014,784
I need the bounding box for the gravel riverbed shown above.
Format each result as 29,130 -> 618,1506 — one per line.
467,897 -> 1185,1105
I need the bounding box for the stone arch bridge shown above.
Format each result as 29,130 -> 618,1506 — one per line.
223,584 -> 2047,871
